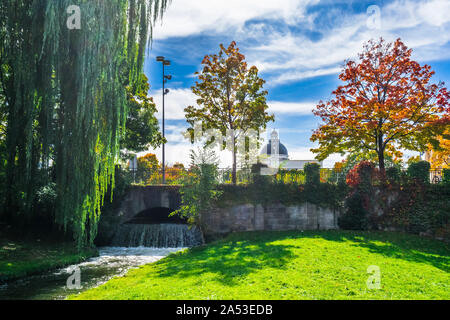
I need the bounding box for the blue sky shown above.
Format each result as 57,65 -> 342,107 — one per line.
141,0 -> 450,168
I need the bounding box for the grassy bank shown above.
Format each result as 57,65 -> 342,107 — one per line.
71,230 -> 449,300
0,237 -> 98,282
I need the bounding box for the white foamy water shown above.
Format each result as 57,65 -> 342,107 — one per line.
62,246 -> 183,272
111,223 -> 204,248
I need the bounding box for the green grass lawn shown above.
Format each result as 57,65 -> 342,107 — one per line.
0,237 -> 97,282
71,230 -> 449,300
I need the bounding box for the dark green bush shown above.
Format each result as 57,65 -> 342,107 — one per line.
35,182 -> 57,218
338,161 -> 376,230
386,166 -> 401,184
443,168 -> 450,185
406,184 -> 450,238
381,183 -> 450,240
304,163 -> 320,186
250,162 -> 268,174
407,161 -> 430,184
338,191 -> 368,230
216,180 -> 345,209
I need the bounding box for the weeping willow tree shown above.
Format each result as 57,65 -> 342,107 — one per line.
0,0 -> 171,247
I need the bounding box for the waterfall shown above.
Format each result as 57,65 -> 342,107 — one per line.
111,224 -> 204,248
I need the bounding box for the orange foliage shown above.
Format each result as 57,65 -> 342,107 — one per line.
426,128 -> 450,169
311,38 -> 450,171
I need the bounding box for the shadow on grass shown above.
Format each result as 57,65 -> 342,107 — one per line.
306,230 -> 450,273
154,236 -> 298,286
275,230 -> 450,273
153,230 -> 449,286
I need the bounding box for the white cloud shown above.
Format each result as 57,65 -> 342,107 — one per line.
153,0 -> 450,85
152,89 -> 318,119
383,0 -> 450,28
419,0 -> 450,27
268,67 -> 342,85
152,88 -> 197,120
252,0 -> 450,84
268,101 -> 316,115
153,0 -> 319,39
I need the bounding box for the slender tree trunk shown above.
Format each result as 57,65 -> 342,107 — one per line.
377,133 -> 386,174
378,150 -> 385,172
232,147 -> 237,185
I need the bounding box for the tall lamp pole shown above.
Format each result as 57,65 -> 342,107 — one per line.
156,56 -> 171,184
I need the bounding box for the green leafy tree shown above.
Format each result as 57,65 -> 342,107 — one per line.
185,41 -> 274,184
122,74 -> 164,155
173,148 -> 222,229
136,153 -> 160,184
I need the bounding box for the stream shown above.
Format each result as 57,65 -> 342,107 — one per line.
0,246 -> 184,300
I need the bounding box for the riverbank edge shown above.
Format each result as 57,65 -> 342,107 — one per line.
0,239 -> 99,284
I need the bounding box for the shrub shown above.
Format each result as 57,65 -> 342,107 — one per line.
339,161 -> 377,230
304,163 -> 320,186
442,168 -> 450,185
407,161 -> 430,184
172,149 -> 222,228
250,162 -> 268,174
35,182 -> 57,217
338,191 -> 368,230
386,166 -> 401,184
405,184 -> 449,238
275,169 -> 305,184
379,182 -> 450,240
346,161 -> 376,188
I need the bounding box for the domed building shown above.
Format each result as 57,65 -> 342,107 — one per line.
260,130 -> 322,170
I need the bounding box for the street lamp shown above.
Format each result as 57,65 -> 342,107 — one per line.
156,56 -> 171,184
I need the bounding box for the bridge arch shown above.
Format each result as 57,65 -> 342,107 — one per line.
115,185 -> 183,225
125,206 -> 186,224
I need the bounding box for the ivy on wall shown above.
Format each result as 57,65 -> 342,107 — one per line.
215,168 -> 347,209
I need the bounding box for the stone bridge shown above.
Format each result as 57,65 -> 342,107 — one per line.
112,185 -> 339,234
115,185 -> 184,224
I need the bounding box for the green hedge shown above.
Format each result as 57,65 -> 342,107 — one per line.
304,163 -> 321,186
443,168 -> 450,185
216,177 -> 347,209
407,161 -> 430,184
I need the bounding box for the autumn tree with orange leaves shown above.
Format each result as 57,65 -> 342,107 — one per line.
426,128 -> 450,169
311,38 -> 450,172
185,41 -> 274,184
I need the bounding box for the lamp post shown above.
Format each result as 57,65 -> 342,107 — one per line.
156,56 -> 171,184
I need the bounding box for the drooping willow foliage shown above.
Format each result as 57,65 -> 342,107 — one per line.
0,0 -> 171,247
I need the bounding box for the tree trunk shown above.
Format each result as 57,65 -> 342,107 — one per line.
378,151 -> 385,172
377,133 -> 386,174
232,148 -> 237,185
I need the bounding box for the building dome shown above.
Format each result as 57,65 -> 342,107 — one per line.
260,129 -> 288,157
260,141 -> 288,156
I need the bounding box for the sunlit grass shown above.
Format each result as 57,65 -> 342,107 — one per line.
71,230 -> 449,300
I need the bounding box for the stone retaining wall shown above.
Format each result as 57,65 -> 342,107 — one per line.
201,202 -> 339,235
